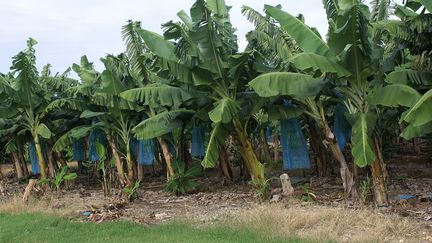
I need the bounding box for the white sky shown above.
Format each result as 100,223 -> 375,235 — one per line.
0,0 -> 400,75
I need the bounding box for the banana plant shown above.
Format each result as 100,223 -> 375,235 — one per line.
248,0 -> 404,205
372,1 -> 432,140
69,54 -> 143,186
0,39 -> 56,179
243,5 -> 358,198
120,0 -> 280,181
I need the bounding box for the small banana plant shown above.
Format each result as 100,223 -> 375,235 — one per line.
39,166 -> 77,197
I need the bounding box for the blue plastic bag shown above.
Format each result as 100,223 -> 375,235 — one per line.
333,104 -> 352,151
72,138 -> 86,161
191,124 -> 205,157
280,102 -> 311,170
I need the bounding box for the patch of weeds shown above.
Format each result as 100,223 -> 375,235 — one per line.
250,178 -> 271,200
38,166 -> 77,197
165,159 -> 201,196
301,184 -> 316,202
123,180 -> 141,202
394,174 -> 409,182
359,176 -> 371,205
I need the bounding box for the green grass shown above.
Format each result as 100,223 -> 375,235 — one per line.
0,213 -> 307,243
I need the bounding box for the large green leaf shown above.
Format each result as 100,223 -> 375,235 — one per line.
201,123 -> 227,168
133,110 -> 194,139
409,0 -> 432,12
80,110 -> 106,119
36,123 -> 52,139
136,29 -> 178,62
386,69 -> 432,85
369,84 -> 422,107
0,76 -> 18,98
401,122 -> 432,140
351,113 -> 376,167
206,0 -> 227,16
120,84 -> 194,108
70,125 -> 94,138
100,70 -> 126,95
402,89 -> 432,127
208,98 -> 238,124
265,5 -> 332,57
53,125 -> 93,152
189,18 -> 224,76
45,98 -> 86,112
328,2 -> 371,81
249,72 -> 324,98
290,53 -> 351,77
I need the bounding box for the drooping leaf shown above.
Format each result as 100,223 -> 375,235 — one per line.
386,69 -> 432,85
133,110 -> 194,139
201,123 -> 227,168
36,123 -> 52,139
208,98 -> 238,124
95,142 -> 106,160
100,69 -> 126,95
265,5 -> 332,57
63,173 -> 78,181
290,53 -> 351,77
351,113 -> 376,167
369,84 -> 422,107
402,89 -> 432,127
135,28 -> 178,62
80,110 -> 106,119
206,0 -> 228,16
120,84 -> 194,108
409,0 -> 432,12
401,122 -> 432,140
53,125 -> 93,152
249,72 -> 324,98
45,98 -> 86,112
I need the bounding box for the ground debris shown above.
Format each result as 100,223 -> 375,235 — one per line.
82,200 -> 127,223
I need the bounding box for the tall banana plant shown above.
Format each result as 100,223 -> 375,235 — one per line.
71,54 -> 142,185
372,1 -> 432,140
249,0 -> 401,205
0,39 -> 55,179
243,5 -> 358,199
121,0 -> 275,181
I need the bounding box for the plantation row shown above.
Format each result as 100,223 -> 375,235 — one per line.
1,0 -> 431,205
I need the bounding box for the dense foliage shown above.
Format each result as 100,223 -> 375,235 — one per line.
0,0 -> 430,206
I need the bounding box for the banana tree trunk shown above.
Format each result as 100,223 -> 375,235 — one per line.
157,138 -> 175,178
260,128 -> 271,164
46,146 -> 58,177
273,135 -> 280,162
234,119 -> 265,180
107,136 -> 127,186
17,147 -> 29,176
102,159 -> 111,197
219,145 -> 232,181
55,151 -> 69,169
12,152 -> 24,179
0,169 -> 4,194
371,138 -> 389,206
33,134 -> 48,179
309,122 -> 329,177
125,141 -> 136,183
137,165 -> 144,181
324,125 -> 359,199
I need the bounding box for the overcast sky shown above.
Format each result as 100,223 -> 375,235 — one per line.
0,0 -> 399,76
